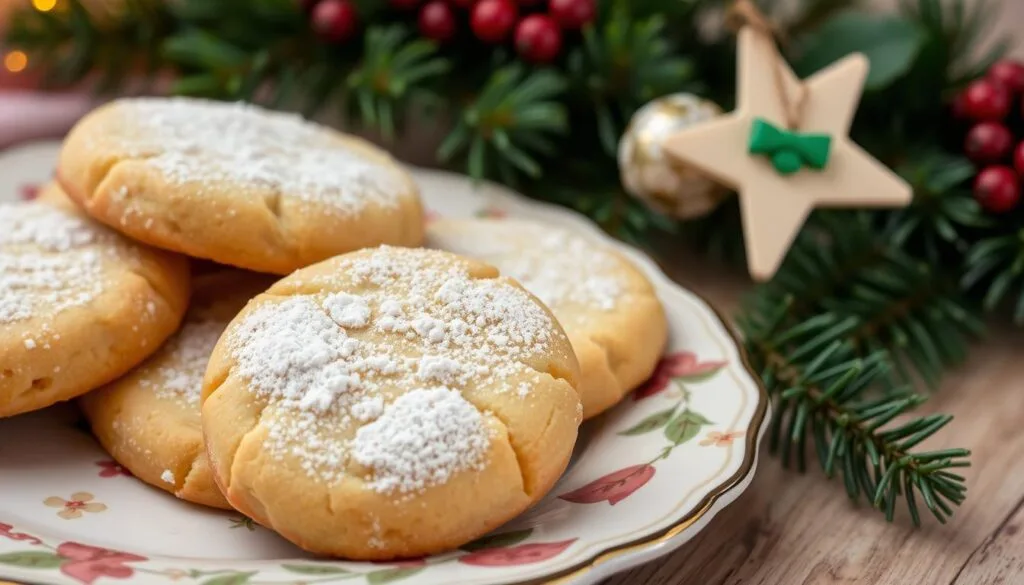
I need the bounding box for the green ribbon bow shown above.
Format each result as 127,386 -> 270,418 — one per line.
747,117 -> 832,175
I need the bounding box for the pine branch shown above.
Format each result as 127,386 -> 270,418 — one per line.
566,1 -> 694,155
753,212 -> 983,389
962,227 -> 1024,325
739,306 -> 970,524
900,0 -> 1013,90
437,64 -> 568,183
346,26 -> 450,140
885,151 -> 988,263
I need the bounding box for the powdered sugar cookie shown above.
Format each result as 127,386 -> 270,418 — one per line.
0,184 -> 190,418
428,218 -> 667,418
201,247 -> 581,559
57,97 -> 424,274
80,272 -> 274,509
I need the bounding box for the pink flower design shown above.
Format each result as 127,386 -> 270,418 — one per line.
95,460 -> 132,478
699,430 -> 745,447
458,539 -> 576,567
0,522 -> 42,545
633,352 -> 727,400
19,183 -> 40,201
559,464 -> 655,505
56,542 -> 147,585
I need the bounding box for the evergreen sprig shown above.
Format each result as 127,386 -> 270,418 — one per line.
754,213 -> 983,388
736,211 -> 977,523
901,0 -> 1011,90
740,309 -> 970,524
346,26 -> 449,140
886,151 -> 988,262
962,228 -> 1024,324
566,5 -> 693,154
437,65 -> 568,183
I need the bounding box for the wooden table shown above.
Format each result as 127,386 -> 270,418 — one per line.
604,255 -> 1024,585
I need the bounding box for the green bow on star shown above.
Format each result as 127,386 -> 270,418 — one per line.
747,117 -> 832,175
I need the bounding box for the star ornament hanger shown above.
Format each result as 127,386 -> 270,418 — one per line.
663,27 -> 913,281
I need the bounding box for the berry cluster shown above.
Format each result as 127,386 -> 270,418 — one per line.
401,0 -> 595,63
953,59 -> 1024,214
303,0 -> 594,63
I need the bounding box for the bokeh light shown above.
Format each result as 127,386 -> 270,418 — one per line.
3,51 -> 28,73
32,0 -> 58,12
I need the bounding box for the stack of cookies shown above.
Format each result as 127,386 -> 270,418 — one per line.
0,97 -> 667,560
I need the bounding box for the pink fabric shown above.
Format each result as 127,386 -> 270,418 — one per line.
0,88 -> 99,149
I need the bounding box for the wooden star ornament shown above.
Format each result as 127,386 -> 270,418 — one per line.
663,27 -> 913,281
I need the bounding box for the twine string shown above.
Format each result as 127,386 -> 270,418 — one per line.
727,0 -> 807,130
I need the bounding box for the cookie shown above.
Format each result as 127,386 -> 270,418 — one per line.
80,271 -> 274,509
428,218 -> 667,418
201,247 -> 581,559
0,184 -> 190,418
57,97 -> 424,274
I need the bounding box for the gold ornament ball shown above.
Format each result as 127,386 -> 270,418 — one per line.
618,93 -> 729,219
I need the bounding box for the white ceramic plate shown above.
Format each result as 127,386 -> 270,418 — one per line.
0,142 -> 769,585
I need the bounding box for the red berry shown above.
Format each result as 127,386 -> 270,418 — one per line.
515,14 -> 562,63
988,60 -> 1024,94
311,0 -> 358,43
471,0 -> 517,43
964,122 -> 1014,164
1014,142 -> 1024,177
974,166 -> 1020,214
959,79 -> 1012,121
549,0 -> 595,29
419,1 -> 457,41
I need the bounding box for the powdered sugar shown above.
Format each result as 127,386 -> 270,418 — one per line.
417,355 -> 466,385
109,97 -> 406,215
161,470 -> 175,484
143,321 -> 227,407
352,388 -> 490,494
323,293 -> 371,329
428,220 -> 628,311
0,203 -> 109,325
226,247 -> 563,492
231,296 -> 380,414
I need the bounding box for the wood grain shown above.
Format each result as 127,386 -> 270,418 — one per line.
603,252 -> 1024,585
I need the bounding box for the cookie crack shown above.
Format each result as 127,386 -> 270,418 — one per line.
587,333 -> 630,388
80,153 -> 160,204
126,265 -> 188,320
262,190 -> 284,220
170,442 -> 202,497
219,399 -> 275,523
478,408 -> 531,498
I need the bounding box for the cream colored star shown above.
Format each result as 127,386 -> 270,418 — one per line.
663,27 -> 912,281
